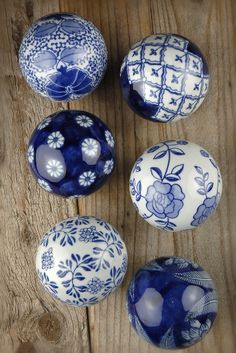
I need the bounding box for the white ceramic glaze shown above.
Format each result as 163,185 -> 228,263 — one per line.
36,216 -> 128,306
129,140 -> 222,231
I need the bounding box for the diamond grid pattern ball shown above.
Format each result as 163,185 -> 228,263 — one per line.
120,34 -> 209,123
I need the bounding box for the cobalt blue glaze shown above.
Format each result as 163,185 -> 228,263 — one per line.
27,110 -> 115,197
19,13 -> 107,101
127,257 -> 218,349
120,34 -> 209,123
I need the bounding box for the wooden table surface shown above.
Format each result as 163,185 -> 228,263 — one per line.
0,0 -> 236,352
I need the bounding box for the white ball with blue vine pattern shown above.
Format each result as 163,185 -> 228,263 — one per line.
129,140 -> 222,231
19,13 -> 107,101
36,216 -> 128,306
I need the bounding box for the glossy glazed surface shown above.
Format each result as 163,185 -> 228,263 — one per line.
36,216 -> 128,306
27,110 -> 115,197
127,257 -> 218,349
129,140 -> 222,231
120,34 -> 209,123
19,13 -> 107,101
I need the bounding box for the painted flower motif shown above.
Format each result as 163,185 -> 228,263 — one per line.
45,67 -> 93,101
38,271 -> 58,296
38,117 -> 52,130
105,130 -> 115,148
145,180 -> 185,219
81,138 -> 100,157
27,145 -> 34,163
38,178 -> 52,192
86,277 -> 105,294
76,115 -> 93,127
46,159 -> 64,177
191,195 -> 219,227
61,19 -> 87,35
79,226 -> 97,242
104,159 -> 114,175
41,247 -> 54,270
79,171 -> 96,187
182,319 -> 212,343
47,131 -> 65,149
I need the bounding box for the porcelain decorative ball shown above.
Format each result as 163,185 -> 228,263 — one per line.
129,140 -> 222,231
19,13 -> 107,101
27,110 -> 115,197
127,256 -> 218,349
36,216 -> 128,306
120,34 -> 209,123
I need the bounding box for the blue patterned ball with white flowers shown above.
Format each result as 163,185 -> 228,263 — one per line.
127,256 -> 218,349
120,34 -> 209,122
27,110 -> 115,197
130,140 -> 222,231
36,216 -> 128,306
19,13 -> 107,101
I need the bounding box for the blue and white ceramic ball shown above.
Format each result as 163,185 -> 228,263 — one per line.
129,140 -> 222,231
127,256 -> 218,349
36,216 -> 128,306
27,110 -> 115,197
19,13 -> 107,101
120,34 -> 209,123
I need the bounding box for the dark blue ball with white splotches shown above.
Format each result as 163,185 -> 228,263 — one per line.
120,34 -> 209,123
127,257 -> 218,349
19,13 -> 107,101
27,110 -> 115,197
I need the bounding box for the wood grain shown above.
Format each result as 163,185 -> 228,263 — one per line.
0,0 -> 235,352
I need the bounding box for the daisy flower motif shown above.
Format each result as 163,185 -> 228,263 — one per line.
104,159 -> 114,175
47,131 -> 65,149
105,130 -> 115,148
76,115 -> 93,128
81,138 -> 100,157
79,171 -> 96,187
46,159 -> 64,177
38,179 -> 52,192
38,117 -> 52,130
27,145 -> 34,163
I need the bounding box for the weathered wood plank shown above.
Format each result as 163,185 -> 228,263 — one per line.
0,1 -> 90,352
0,0 -> 235,353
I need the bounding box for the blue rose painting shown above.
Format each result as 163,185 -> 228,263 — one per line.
129,140 -> 222,231
145,181 -> 184,219
191,194 -> 219,227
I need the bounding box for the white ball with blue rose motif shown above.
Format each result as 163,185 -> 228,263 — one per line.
36,216 -> 128,306
129,140 -> 222,231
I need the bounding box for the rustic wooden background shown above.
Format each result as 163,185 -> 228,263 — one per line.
0,0 -> 235,352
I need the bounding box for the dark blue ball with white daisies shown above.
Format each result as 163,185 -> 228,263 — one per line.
19,13 -> 107,101
27,110 -> 115,197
